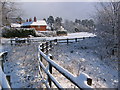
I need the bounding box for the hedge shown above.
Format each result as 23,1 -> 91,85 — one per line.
2,28 -> 36,38
56,30 -> 67,36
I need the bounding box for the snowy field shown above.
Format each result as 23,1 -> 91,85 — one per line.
1,32 -> 118,88
50,37 -> 118,88
3,42 -> 45,88
1,32 -> 96,43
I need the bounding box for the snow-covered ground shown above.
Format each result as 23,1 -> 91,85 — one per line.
50,37 -> 118,88
1,32 -> 118,88
1,32 -> 96,43
3,42 -> 44,88
35,32 -> 96,41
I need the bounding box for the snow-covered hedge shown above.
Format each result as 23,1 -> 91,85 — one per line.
2,28 -> 36,38
37,31 -> 57,37
56,30 -> 67,36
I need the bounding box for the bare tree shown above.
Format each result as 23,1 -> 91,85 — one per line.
0,0 -> 23,26
95,1 -> 120,56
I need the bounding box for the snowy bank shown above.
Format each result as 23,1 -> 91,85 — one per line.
50,36 -> 118,88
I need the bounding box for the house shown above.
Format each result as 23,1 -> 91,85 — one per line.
21,17 -> 47,31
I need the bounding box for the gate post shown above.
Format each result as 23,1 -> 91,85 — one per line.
75,38 -> 77,42
54,39 -> 57,45
10,39 -> 13,45
46,42 -> 48,54
48,54 -> 53,87
67,38 -> 69,44
42,43 -> 44,52
6,75 -> 11,87
50,41 -> 52,48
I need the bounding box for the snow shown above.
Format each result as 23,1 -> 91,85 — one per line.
3,42 -> 43,88
38,53 -> 62,88
27,32 -> 96,41
46,26 -> 51,29
21,20 -> 47,26
0,66 -> 11,88
11,23 -> 21,28
50,37 -> 118,88
1,32 -> 95,43
0,51 -> 8,57
0,52 -> 11,89
38,48 -> 92,88
1,32 -> 118,88
75,73 -> 92,88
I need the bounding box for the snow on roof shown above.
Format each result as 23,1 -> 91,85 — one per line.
21,20 -> 47,26
11,23 -> 21,27
46,25 -> 51,29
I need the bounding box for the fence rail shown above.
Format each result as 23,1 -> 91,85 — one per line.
9,36 -> 93,45
38,37 -> 93,89
0,51 -> 11,89
3,36 -> 93,89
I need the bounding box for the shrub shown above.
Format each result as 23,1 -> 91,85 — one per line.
56,30 -> 67,36
37,31 -> 57,37
2,28 -> 36,38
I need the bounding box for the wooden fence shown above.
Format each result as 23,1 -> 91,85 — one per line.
0,51 -> 11,89
9,37 -> 93,89
10,36 -> 93,45
10,37 -> 31,45
38,37 -> 93,89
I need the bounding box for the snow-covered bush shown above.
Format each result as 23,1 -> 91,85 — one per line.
63,20 -> 95,33
56,30 -> 67,36
2,28 -> 36,38
39,31 -> 56,37
94,2 -> 119,58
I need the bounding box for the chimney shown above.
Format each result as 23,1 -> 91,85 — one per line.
26,19 -> 28,22
34,17 -> 37,22
29,18 -> 32,22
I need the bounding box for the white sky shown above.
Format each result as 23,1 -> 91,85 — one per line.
20,2 -> 97,21
16,0 -> 117,2
15,0 -> 117,21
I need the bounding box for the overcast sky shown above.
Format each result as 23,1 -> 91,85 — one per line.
20,2 -> 98,21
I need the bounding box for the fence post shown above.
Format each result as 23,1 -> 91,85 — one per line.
10,39 -> 13,45
50,41 -> 52,48
75,38 -> 77,42
27,38 -> 31,44
40,44 -> 44,72
54,39 -> 57,45
39,43 -> 44,71
48,54 -> 53,87
39,52 -> 43,72
42,43 -> 44,52
87,78 -> 92,86
46,42 -> 48,54
6,75 -> 11,87
67,38 -> 69,44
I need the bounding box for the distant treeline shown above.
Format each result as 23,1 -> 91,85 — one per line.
46,16 -> 95,33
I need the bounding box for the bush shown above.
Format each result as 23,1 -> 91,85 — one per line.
56,30 -> 67,36
2,28 -> 36,38
37,31 -> 57,37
